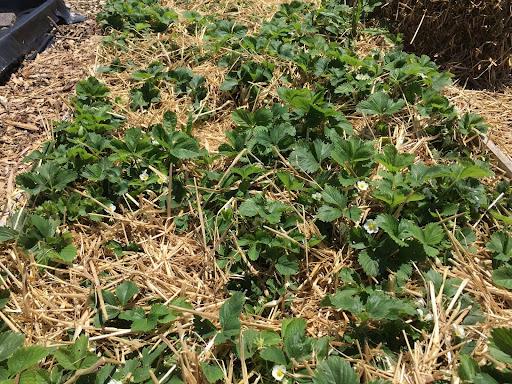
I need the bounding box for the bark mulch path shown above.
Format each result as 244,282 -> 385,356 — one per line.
0,1 -> 103,222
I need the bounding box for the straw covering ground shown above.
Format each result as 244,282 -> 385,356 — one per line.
0,0 -> 511,383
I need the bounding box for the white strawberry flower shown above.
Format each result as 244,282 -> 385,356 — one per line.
415,298 -> 426,307
363,219 -> 379,234
107,380 -> 122,384
416,308 -> 433,322
272,365 -> 287,381
452,324 -> 466,338
139,169 -> 149,182
355,180 -> 369,192
105,203 -> 116,213
312,192 -> 322,201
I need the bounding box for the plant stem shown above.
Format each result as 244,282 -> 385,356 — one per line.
167,162 -> 174,219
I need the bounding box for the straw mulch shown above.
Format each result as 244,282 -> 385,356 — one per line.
3,185 -> 510,382
446,86 -> 512,158
380,0 -> 512,89
1,0 -> 512,382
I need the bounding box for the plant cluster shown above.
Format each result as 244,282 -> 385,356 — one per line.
97,0 -> 178,33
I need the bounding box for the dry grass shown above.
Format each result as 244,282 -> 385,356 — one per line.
1,0 -> 295,366
2,208 -> 221,348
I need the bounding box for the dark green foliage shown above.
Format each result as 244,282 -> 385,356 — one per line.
98,0 -> 178,33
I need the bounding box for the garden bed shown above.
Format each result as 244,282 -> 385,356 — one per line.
0,0 -> 511,383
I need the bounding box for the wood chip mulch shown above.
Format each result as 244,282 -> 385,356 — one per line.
0,1 -> 103,219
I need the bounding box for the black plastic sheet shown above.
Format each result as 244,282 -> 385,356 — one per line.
0,0 -> 84,78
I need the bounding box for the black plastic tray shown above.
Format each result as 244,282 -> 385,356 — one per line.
0,0 -> 83,78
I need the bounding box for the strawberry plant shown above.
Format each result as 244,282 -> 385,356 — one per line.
489,232 -> 512,290
0,332 -> 49,383
221,61 -> 275,107
167,67 -> 207,108
97,0 -> 178,33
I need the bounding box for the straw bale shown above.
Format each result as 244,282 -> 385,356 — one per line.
380,0 -> 512,89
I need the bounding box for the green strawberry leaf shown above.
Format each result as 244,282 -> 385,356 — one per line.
289,146 -> 321,173
316,206 -> 343,222
374,145 -> 415,173
58,244 -> 77,263
407,222 -> 445,257
356,91 -> 405,116
0,332 -> 25,362
8,346 -> 48,375
215,292 -> 245,344
260,346 -> 287,365
200,362 -> 224,383
458,354 -> 480,381
313,356 -> 359,384
0,227 -> 18,243
491,328 -> 512,358
376,214 -> 412,247
282,318 -> 311,360
492,265 -> 512,290
487,232 -> 512,262
358,251 -> 379,277
116,281 -> 140,306
321,186 -> 347,208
